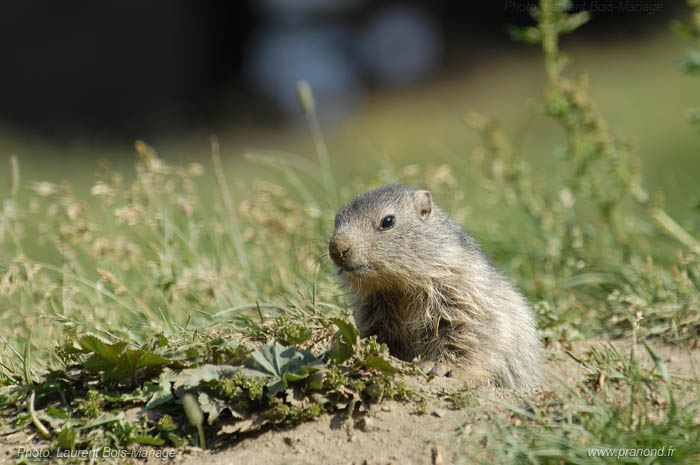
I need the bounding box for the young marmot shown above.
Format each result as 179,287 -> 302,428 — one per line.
329,184 -> 541,389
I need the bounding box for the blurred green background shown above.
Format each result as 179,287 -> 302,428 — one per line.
1,2 -> 698,232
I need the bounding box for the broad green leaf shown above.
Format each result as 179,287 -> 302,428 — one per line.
175,364 -> 239,390
79,335 -> 172,385
46,406 -> 69,419
363,356 -> 397,375
243,342 -> 323,396
0,412 -> 31,434
208,338 -> 249,364
103,387 -> 150,404
331,319 -> 358,347
198,392 -> 226,425
84,353 -> 129,384
327,319 -> 358,364
166,433 -> 184,447
79,336 -> 126,364
56,427 -> 78,450
0,386 -> 27,409
132,351 -> 170,370
145,377 -> 174,409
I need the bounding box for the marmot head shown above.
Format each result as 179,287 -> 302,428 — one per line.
329,184 -> 438,289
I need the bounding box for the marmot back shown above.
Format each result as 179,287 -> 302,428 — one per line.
329,184 -> 541,390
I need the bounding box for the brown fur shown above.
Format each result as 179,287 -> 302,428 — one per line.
329,184 -> 541,389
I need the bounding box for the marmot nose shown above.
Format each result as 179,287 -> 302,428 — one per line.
329,237 -> 351,266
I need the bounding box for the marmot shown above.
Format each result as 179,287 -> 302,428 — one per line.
328,184 -> 541,389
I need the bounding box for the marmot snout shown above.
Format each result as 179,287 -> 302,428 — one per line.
329,184 -> 542,390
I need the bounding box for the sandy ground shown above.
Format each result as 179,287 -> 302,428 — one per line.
1,339 -> 698,465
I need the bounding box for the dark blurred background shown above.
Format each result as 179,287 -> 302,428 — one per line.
0,0 -> 679,140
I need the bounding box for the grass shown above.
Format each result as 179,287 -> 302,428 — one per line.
0,0 -> 699,463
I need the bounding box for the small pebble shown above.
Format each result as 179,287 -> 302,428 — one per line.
356,416 -> 374,432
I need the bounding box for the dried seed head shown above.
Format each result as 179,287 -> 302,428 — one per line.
9,155 -> 19,197
296,80 -> 315,114
183,393 -> 203,428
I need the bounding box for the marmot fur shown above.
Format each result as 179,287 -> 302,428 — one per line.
329,184 -> 541,389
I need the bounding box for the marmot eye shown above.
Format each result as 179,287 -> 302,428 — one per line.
379,215 -> 395,230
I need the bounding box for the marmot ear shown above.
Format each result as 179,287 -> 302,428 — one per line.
414,190 -> 432,219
